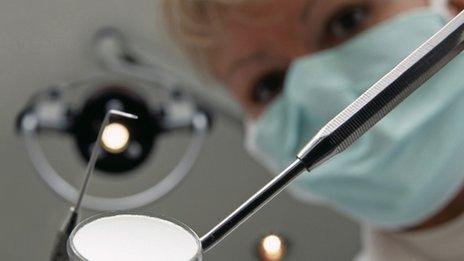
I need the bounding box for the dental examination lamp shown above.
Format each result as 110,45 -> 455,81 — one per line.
16,74 -> 212,211
67,10 -> 464,261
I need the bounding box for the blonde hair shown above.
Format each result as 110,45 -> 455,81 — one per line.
163,1 -> 221,70
162,0 -> 264,75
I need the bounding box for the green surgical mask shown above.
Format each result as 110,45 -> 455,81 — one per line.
245,9 -> 464,228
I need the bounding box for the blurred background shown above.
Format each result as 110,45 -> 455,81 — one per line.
0,0 -> 360,260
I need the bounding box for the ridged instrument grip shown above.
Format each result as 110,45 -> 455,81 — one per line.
298,11 -> 464,169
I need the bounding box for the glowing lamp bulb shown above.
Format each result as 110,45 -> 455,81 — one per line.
101,123 -> 130,153
259,234 -> 286,261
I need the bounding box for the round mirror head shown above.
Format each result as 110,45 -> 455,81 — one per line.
68,213 -> 202,261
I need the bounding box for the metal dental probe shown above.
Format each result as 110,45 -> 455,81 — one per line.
200,11 -> 464,252
50,110 -> 137,261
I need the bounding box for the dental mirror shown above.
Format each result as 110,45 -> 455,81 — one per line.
68,213 -> 202,261
68,10 -> 464,261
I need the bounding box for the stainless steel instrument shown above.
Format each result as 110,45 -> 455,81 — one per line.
50,110 -> 137,261
70,10 -> 464,257
200,10 -> 464,252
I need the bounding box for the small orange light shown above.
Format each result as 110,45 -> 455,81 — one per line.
258,234 -> 286,261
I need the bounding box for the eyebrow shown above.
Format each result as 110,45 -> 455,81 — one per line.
226,51 -> 268,79
299,0 -> 318,24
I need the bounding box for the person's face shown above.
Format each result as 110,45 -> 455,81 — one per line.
208,0 -> 429,118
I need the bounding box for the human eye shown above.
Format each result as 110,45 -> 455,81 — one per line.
321,3 -> 371,48
249,69 -> 287,106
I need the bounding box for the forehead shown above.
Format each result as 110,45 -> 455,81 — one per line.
209,0 -> 310,79
221,0 -> 310,18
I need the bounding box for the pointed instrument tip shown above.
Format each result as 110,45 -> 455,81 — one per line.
108,109 -> 138,119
